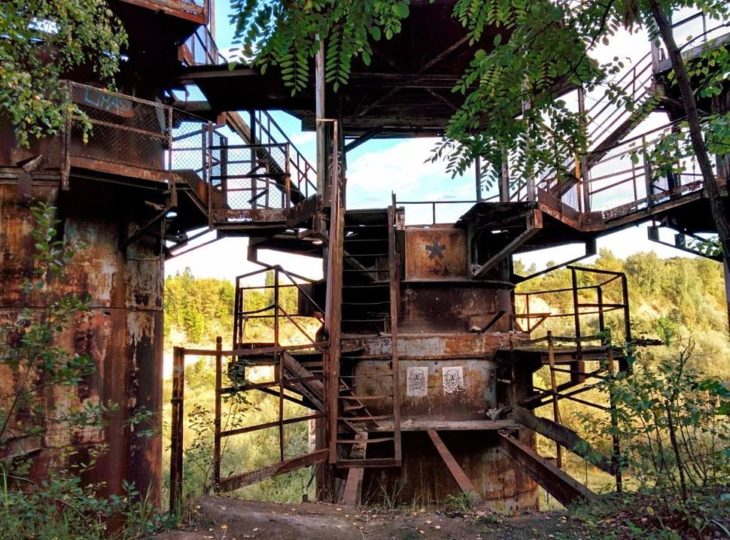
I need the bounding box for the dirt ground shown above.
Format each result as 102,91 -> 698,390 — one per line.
153,496 -> 588,540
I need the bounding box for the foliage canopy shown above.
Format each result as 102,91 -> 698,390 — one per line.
0,0 -> 127,146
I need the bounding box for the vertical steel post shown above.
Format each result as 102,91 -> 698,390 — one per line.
577,87 -> 591,212
475,155 -> 482,201
285,144 -> 292,211
597,286 -> 605,343
607,347 -> 623,492
213,336 -> 223,492
278,351 -> 285,462
499,146 -> 510,202
315,41 -> 327,198
388,205 -> 401,464
571,268 -> 583,384
233,277 -> 241,348
547,331 -> 563,469
274,268 -> 280,347
169,347 -> 185,512
642,135 -> 653,206
324,121 -> 344,464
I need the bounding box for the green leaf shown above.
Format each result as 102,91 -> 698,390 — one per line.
394,2 -> 409,18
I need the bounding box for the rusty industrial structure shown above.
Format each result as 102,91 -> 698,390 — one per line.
1,0 -> 728,512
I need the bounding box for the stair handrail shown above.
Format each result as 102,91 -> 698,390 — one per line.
531,9 -> 727,207
253,110 -> 318,199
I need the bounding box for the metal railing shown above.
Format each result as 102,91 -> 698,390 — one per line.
168,337 -> 328,509
63,81 -> 172,184
233,264 -> 324,348
168,264 -> 327,509
587,123 -> 708,219
654,11 -> 730,64
60,81 -> 314,219
523,10 -> 727,213
514,266 -> 631,347
177,24 -> 318,214
250,111 -> 318,200
394,198 -> 482,225
180,24 -> 227,66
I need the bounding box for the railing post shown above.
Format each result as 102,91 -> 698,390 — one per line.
274,268 -> 280,347
169,346 -> 185,513
597,286 -> 605,343
166,106 -> 173,173
285,144 -> 292,211
474,155 -> 482,201
577,87 -> 591,212
388,203 -> 402,464
499,146 -> 510,202
278,351 -> 285,462
607,347 -> 623,493
547,331 -> 563,469
642,135 -> 654,206
213,336 -> 223,492
571,267 -> 584,384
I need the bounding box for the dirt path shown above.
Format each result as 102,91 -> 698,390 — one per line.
153,496 -> 586,540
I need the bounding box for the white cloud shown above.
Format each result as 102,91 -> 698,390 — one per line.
346,138 -> 478,212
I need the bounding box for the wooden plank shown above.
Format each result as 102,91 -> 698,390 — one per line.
342,432 -> 368,506
512,406 -> 615,475
427,430 -> 481,501
342,467 -> 364,506
499,432 -> 596,507
218,450 -> 329,493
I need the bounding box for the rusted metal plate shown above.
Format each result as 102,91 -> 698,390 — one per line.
427,429 -> 481,500
72,85 -> 135,118
404,227 -> 467,280
401,284 -> 512,332
0,179 -> 164,505
360,431 -> 537,511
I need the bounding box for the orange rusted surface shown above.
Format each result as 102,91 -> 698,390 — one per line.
404,227 -> 468,280
0,179 -> 163,504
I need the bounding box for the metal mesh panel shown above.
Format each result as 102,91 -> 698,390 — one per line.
222,144 -> 288,210
69,83 -> 168,173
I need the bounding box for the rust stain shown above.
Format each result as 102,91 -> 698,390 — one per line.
404,227 -> 468,280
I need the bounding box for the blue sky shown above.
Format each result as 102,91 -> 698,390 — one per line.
166,2 -> 703,282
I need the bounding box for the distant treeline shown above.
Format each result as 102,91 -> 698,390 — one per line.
166,253 -> 729,375
164,268 -> 302,348
516,249 -> 729,377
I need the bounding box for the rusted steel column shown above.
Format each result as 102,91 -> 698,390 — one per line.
0,179 -> 165,506
324,123 -> 344,464
169,346 -> 185,512
315,41 -> 327,198
607,348 -> 623,492
547,332 -> 563,469
387,205 -> 401,464
577,87 -> 591,213
213,336 -> 222,491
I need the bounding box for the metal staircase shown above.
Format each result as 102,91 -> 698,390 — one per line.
333,206 -> 402,469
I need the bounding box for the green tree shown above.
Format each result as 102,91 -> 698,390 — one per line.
230,0 -> 730,269
0,0 -> 127,146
